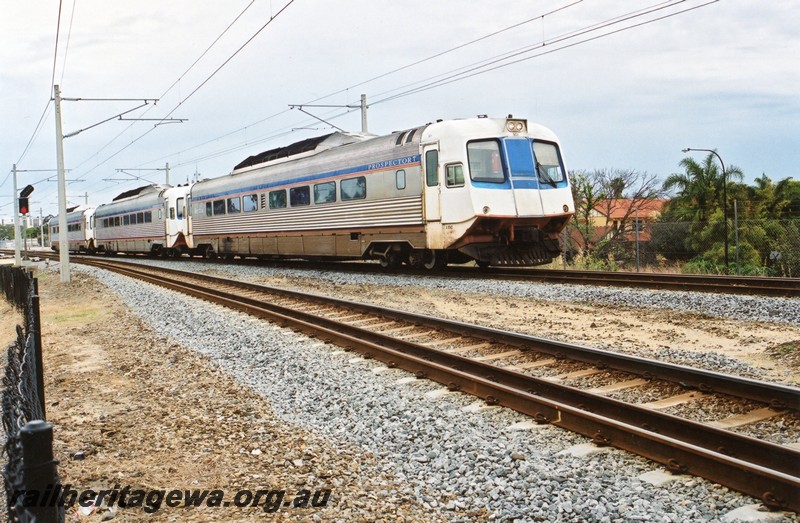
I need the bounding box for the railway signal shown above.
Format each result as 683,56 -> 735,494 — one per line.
18,197 -> 30,215
18,184 -> 34,215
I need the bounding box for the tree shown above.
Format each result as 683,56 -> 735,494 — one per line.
662,152 -> 743,222
592,168 -> 667,238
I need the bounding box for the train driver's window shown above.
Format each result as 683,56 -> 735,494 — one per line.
467,140 -> 505,183
446,163 -> 465,187
243,194 -> 259,212
269,190 -> 287,209
396,169 -> 406,190
341,176 -> 366,201
289,186 -> 310,206
425,150 -> 439,186
227,197 -> 241,214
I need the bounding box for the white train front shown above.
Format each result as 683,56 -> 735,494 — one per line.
188,115 -> 574,267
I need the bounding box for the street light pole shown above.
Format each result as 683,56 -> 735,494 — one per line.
682,147 -> 728,273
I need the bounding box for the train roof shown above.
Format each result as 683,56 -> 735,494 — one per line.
112,184 -> 167,202
232,132 -> 370,173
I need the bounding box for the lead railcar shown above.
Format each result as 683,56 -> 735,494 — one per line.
188,115 -> 574,267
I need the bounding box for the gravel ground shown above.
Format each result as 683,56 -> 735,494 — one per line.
121,259 -> 800,326
72,264 -> 798,522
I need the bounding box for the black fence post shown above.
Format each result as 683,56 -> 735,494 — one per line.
30,276 -> 46,421
20,420 -> 60,523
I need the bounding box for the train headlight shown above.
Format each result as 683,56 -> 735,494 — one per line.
506,120 -> 526,133
483,206 -> 490,214
563,204 -> 569,212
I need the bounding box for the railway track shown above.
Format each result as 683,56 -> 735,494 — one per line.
4,249 -> 799,297
62,256 -> 800,512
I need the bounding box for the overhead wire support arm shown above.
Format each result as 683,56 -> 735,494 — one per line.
289,106 -> 346,133
64,101 -> 153,138
290,93 -> 369,133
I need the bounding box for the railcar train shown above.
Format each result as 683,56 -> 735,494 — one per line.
51,115 -> 574,268
50,206 -> 95,253
94,184 -> 192,257
190,115 -> 573,267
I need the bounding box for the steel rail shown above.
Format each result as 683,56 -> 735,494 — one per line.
76,257 -> 800,511
5,250 -> 799,296
73,256 -> 800,410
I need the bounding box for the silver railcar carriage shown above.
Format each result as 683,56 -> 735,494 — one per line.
188,115 -> 574,267
95,184 -> 192,256
50,207 -> 95,253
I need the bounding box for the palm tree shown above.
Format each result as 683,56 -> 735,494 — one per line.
662,152 -> 743,222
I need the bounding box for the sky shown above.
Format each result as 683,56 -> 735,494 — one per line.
1,0 -> 798,221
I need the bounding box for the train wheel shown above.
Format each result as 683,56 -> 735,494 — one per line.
379,250 -> 402,269
422,250 -> 447,270
201,246 -> 216,259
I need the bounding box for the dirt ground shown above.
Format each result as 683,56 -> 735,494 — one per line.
33,271 -> 452,522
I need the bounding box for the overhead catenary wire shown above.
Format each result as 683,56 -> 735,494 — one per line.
128,0 -> 585,172
71,0 -> 297,189
26,0 -> 293,210
139,0 -> 709,175
68,0 -> 260,174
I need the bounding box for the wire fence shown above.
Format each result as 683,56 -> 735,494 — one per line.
562,219 -> 800,277
1,266 -> 62,523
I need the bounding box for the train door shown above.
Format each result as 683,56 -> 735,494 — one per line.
422,143 -> 444,247
422,144 -> 441,221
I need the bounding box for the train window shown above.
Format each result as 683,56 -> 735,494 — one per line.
132,213 -> 139,225
144,211 -> 152,223
227,197 -> 241,214
157,209 -> 163,220
467,140 -> 505,183
177,197 -> 185,219
314,182 -> 336,204
114,217 -> 121,227
395,132 -> 407,146
123,215 -> 130,226
425,150 -> 439,186
213,199 -> 226,215
289,186 -> 310,207
396,169 -> 406,190
404,129 -> 417,144
170,207 -> 175,220
269,190 -> 286,209
205,202 -> 213,217
341,176 -> 366,201
243,194 -> 259,212
446,163 -> 465,187
532,141 -> 566,186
